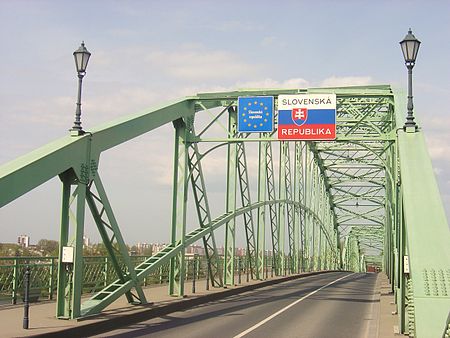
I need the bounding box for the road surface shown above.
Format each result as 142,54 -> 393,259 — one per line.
94,272 -> 379,338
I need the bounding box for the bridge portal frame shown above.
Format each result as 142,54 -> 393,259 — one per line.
1,85 -> 449,336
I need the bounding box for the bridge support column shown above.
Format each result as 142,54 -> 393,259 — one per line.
256,140 -> 267,280
293,142 -> 300,273
303,148 -> 311,271
169,118 -> 189,296
278,142 -> 287,275
224,108 -> 237,286
56,175 -> 71,318
56,175 -> 86,319
294,142 -> 306,272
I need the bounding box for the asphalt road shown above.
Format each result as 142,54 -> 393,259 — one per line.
94,272 -> 380,338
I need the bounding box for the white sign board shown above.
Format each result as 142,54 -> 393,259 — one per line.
62,246 -> 74,263
277,94 -> 336,140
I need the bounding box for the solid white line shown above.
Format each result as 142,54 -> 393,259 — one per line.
233,273 -> 354,338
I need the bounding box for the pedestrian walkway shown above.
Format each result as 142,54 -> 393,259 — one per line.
0,272 -> 400,337
377,273 -> 402,337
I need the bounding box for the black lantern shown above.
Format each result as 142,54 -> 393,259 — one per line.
73,41 -> 91,74
399,29 -> 421,131
400,29 -> 421,66
71,42 -> 91,135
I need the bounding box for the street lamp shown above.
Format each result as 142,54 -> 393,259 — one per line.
399,29 -> 421,131
71,41 -> 91,135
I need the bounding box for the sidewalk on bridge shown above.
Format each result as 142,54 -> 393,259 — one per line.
377,273 -> 402,337
0,272 -> 304,338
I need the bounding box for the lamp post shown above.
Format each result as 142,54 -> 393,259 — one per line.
71,41 -> 91,136
399,29 -> 421,131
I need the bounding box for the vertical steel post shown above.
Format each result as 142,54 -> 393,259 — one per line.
169,118 -> 189,297
257,140 -> 267,279
303,148 -> 310,271
238,256 -> 241,284
278,142 -> 287,275
293,142 -> 300,274
104,257 -> 108,287
12,258 -> 19,304
71,181 -> 87,318
56,177 -> 71,318
206,261 -> 210,291
49,257 -> 55,300
309,158 -> 317,270
224,108 -> 237,286
23,266 -> 30,329
192,256 -> 196,294
246,256 -> 250,282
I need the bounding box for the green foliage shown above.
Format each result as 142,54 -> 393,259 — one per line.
36,239 -> 59,256
0,243 -> 32,258
83,243 -> 109,256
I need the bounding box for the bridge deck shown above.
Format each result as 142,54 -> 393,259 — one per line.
0,272 -> 397,337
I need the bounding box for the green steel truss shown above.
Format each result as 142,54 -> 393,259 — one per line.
1,85 -> 449,336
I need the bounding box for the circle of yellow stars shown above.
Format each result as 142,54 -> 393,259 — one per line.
242,100 -> 270,128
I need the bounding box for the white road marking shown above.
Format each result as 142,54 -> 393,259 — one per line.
233,273 -> 355,338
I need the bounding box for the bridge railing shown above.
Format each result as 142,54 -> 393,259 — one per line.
0,255 -> 152,304
0,254 -> 278,305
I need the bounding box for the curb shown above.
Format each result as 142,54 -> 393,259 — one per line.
29,270 -> 338,337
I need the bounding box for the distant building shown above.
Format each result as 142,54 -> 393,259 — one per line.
151,243 -> 166,254
137,242 -> 151,252
83,236 -> 90,247
235,247 -> 246,257
186,244 -> 205,255
217,246 -> 225,256
17,235 -> 30,248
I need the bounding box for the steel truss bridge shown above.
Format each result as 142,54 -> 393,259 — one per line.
1,85 -> 449,337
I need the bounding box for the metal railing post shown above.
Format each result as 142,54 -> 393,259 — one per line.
206,261 -> 210,291
238,256 -> 241,284
49,257 -> 55,300
12,258 -> 19,305
192,256 -> 196,294
265,255 -> 268,279
246,256 -> 250,282
104,257 -> 108,287
23,266 -> 30,329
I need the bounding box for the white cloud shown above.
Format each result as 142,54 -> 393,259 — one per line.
145,49 -> 261,81
8,96 -> 73,128
321,76 -> 372,87
177,78 -> 310,97
236,78 -> 310,89
424,133 -> 450,162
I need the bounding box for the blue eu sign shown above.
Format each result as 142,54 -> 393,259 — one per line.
237,96 -> 274,133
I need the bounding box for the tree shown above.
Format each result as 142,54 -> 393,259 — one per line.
37,239 -> 59,256
0,243 -> 32,259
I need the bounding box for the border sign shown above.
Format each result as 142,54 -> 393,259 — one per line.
238,96 -> 274,133
277,94 -> 336,140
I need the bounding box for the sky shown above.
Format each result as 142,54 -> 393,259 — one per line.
1,0 -> 450,247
